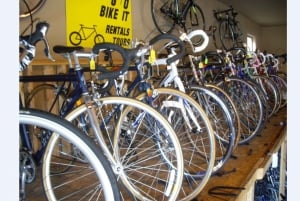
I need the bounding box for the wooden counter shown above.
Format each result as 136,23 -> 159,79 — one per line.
195,108 -> 287,201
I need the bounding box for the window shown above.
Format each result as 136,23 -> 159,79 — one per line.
247,34 -> 256,52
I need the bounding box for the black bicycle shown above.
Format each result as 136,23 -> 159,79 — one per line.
213,6 -> 244,51
151,0 -> 205,44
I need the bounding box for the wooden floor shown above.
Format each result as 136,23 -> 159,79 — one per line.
23,108 -> 287,201
195,108 -> 287,201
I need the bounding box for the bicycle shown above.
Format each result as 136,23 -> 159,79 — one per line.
196,49 -> 267,144
213,5 -> 244,51
179,48 -> 242,151
104,31 -> 217,200
19,21 -> 122,201
130,30 -> 241,200
151,0 -> 205,45
257,52 -> 287,109
243,50 -> 282,117
69,24 -> 105,46
20,21 -> 185,200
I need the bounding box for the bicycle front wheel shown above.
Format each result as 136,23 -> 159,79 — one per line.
188,85 -> 236,174
253,75 -> 281,118
135,87 -> 215,201
216,77 -> 265,144
64,96 -> 184,201
151,0 -> 176,33
19,109 -> 121,201
269,74 -> 287,109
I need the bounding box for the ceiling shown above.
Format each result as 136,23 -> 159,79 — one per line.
217,0 -> 287,26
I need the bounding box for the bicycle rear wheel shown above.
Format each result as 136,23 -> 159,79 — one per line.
25,83 -> 66,115
151,0 -> 176,33
19,109 -> 121,201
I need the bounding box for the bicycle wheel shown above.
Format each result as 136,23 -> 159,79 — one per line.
269,74 -> 287,109
151,0 -> 176,33
187,85 -> 235,173
64,96 -> 184,201
19,0 -> 47,18
253,75 -> 281,117
135,87 -> 215,201
216,77 -> 265,144
205,83 -> 241,150
19,109 -> 121,201
219,19 -> 235,51
25,83 -> 66,114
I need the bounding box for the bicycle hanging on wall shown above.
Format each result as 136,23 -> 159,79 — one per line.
151,0 -> 205,45
213,5 -> 245,51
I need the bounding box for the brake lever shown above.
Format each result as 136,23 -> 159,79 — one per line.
42,38 -> 55,62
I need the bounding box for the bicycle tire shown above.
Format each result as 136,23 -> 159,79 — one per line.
64,96 -> 184,201
135,87 -> 216,201
187,85 -> 235,172
25,83 -> 67,115
151,0 -> 177,33
269,74 -> 287,109
19,0 -> 47,18
19,109 -> 121,201
219,19 -> 236,51
205,83 -> 241,150
216,77 -> 264,144
253,75 -> 281,117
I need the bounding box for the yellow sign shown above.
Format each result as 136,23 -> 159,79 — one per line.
66,0 -> 132,48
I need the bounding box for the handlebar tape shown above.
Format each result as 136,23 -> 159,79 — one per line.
92,42 -> 130,80
149,33 -> 185,65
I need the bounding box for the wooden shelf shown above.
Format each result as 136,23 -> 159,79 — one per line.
196,108 -> 287,201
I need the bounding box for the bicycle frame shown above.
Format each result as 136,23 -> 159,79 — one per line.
170,0 -> 199,24
19,48 -> 169,173
20,68 -> 89,116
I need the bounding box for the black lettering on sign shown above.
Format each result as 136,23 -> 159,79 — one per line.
111,0 -> 116,6
106,25 -> 130,36
99,5 -> 119,19
113,37 -> 131,46
123,0 -> 129,9
122,11 -> 130,21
